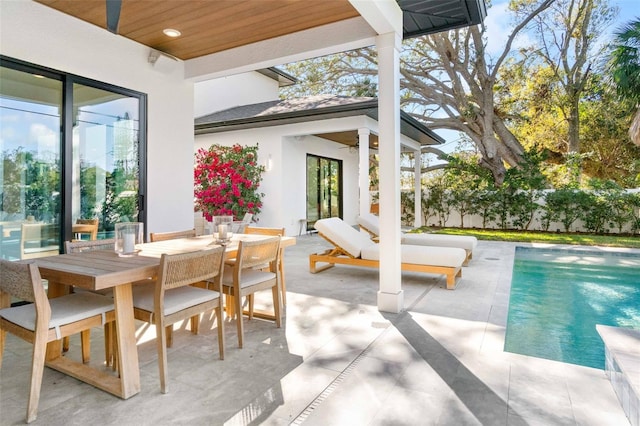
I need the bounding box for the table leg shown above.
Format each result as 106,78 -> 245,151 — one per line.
44,283 -> 141,399
112,283 -> 141,398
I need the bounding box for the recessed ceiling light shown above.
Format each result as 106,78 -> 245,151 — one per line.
163,28 -> 181,37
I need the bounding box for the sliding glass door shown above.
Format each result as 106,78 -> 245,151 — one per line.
306,154 -> 342,230
0,57 -> 146,260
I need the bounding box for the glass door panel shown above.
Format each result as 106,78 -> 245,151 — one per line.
306,154 -> 342,230
306,156 -> 319,224
72,83 -> 140,239
0,67 -> 62,259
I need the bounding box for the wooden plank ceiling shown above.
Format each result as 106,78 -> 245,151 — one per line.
34,0 -> 360,60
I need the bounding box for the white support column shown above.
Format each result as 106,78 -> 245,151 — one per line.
414,148 -> 422,228
376,31 -> 403,313
358,128 -> 371,218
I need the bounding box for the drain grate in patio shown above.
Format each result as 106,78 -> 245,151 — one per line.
290,344 -> 374,425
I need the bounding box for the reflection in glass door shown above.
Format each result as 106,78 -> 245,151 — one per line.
0,66 -> 62,259
0,57 -> 145,260
72,83 -> 140,238
306,154 -> 342,230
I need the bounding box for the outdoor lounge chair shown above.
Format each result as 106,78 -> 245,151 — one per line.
357,213 -> 478,266
310,217 -> 466,289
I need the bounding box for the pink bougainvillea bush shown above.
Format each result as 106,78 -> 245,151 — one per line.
194,143 -> 265,221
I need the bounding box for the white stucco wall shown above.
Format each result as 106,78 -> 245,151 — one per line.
194,72 -> 279,117
194,115 -> 376,235
1,1 -> 195,236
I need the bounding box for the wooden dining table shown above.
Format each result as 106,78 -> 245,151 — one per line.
34,233 -> 296,399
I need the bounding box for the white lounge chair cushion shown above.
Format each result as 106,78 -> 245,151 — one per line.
133,285 -> 220,316
358,213 -> 478,251
314,217 -> 376,258
357,213 -> 383,235
401,233 -> 477,251
0,292 -> 113,339
360,244 -> 466,267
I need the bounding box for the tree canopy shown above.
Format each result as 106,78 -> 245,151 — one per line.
282,0 -> 640,188
608,18 -> 640,145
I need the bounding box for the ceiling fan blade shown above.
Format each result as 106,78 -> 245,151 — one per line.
106,0 -> 122,34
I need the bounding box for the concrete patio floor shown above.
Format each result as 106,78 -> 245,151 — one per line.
0,234 -> 631,425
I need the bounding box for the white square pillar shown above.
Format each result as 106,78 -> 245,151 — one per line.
376,31 -> 403,313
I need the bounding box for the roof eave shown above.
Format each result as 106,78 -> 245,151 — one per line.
195,99 -> 443,146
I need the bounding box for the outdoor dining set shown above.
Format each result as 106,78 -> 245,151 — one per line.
0,220 -> 295,423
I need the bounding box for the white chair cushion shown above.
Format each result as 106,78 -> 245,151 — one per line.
360,244 -> 466,267
401,233 -> 478,251
222,268 -> 276,289
133,285 -> 220,317
314,217 -> 376,258
0,292 -> 113,338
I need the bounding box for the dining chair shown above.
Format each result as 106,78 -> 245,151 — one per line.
210,236 -> 281,349
147,228 -> 198,345
73,218 -> 99,241
131,247 -> 226,394
64,238 -> 117,367
244,226 -> 287,306
19,223 -> 59,259
0,259 -> 115,423
149,229 -> 196,242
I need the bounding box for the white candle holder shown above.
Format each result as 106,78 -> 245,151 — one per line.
212,215 -> 233,245
115,222 -> 144,257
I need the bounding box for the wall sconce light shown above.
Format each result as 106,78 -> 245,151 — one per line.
265,154 -> 273,171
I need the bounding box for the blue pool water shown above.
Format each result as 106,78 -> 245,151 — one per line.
505,246 -> 640,369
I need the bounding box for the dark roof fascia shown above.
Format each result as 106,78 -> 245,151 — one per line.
403,20 -> 475,39
399,110 -> 445,144
256,68 -> 297,87
195,99 -> 443,145
399,0 -> 487,40
195,99 -> 378,135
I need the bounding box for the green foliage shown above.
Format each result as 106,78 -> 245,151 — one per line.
608,18 -> 640,104
400,191 -> 415,226
581,179 -> 637,233
542,188 -> 590,232
413,151 -> 638,234
578,76 -> 640,186
507,66 -> 640,187
502,152 -> 548,230
424,176 -> 453,227
99,172 -> 139,232
1,148 -> 60,221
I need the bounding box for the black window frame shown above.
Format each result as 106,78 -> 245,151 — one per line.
0,55 -> 148,248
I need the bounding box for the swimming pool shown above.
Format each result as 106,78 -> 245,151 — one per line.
505,246 -> 640,369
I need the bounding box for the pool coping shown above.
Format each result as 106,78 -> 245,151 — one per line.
596,325 -> 640,426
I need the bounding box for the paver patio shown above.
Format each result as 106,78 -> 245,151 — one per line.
0,234 -> 631,425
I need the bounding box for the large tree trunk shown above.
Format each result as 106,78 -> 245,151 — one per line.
568,90 -> 581,153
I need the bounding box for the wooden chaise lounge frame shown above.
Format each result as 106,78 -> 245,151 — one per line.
309,231 -> 462,289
